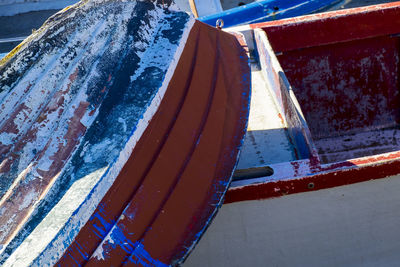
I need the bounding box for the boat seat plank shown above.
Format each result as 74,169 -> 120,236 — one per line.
316,128 -> 400,163
258,2 -> 400,52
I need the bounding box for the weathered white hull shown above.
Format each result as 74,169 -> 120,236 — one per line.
186,175 -> 400,266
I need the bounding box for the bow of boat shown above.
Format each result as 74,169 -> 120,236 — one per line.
0,0 -> 251,265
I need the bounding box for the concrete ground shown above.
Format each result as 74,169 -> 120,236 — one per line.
0,9 -> 59,52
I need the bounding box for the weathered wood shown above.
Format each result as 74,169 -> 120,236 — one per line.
225,2 -> 400,203
187,5 -> 400,266
0,1 -> 250,265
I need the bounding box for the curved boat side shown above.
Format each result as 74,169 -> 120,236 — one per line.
55,20 -> 250,266
186,3 -> 400,266
199,0 -> 342,28
0,1 -> 251,264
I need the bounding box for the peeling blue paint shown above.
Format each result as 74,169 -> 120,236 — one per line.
127,242 -> 168,267
73,242 -> 88,262
95,225 -> 167,267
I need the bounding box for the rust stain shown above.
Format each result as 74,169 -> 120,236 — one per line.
0,103 -> 31,135
0,69 -> 80,176
37,101 -> 89,178
277,113 -> 285,125
290,161 -> 300,176
0,158 -> 10,173
69,68 -> 79,83
0,100 -> 89,245
24,83 -> 33,94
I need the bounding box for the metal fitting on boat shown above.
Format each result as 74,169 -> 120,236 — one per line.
216,19 -> 224,29
308,182 -> 315,190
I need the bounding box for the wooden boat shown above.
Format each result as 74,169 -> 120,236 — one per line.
186,0 -> 342,28
185,2 -> 400,266
0,0 -> 250,265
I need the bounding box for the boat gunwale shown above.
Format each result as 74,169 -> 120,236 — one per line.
226,1 -> 400,203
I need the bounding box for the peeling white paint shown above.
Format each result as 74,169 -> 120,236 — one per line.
1,5 -> 195,267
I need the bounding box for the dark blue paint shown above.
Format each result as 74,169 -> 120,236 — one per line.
199,0 -> 341,28
127,242 -> 168,267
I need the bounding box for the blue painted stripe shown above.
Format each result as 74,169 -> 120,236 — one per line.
199,0 -> 340,28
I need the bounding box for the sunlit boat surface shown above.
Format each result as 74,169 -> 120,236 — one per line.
187,0 -> 342,28
185,2 -> 400,266
0,0 -> 250,265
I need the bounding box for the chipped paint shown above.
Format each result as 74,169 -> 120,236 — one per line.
0,1 -> 250,266
227,2 -> 400,204
0,0 -> 211,265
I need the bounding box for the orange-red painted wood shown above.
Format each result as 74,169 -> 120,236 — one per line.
57,20 -> 250,266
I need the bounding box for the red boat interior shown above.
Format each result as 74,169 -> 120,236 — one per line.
259,4 -> 400,164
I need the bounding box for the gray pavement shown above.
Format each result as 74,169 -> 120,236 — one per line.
0,9 -> 59,39
0,9 -> 60,52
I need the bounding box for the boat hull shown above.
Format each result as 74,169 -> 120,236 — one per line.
199,0 -> 342,28
186,2 -> 400,265
185,174 -> 400,266
0,0 -> 251,265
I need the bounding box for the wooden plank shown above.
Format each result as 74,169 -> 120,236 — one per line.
255,2 -> 400,52
224,1 -> 400,204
